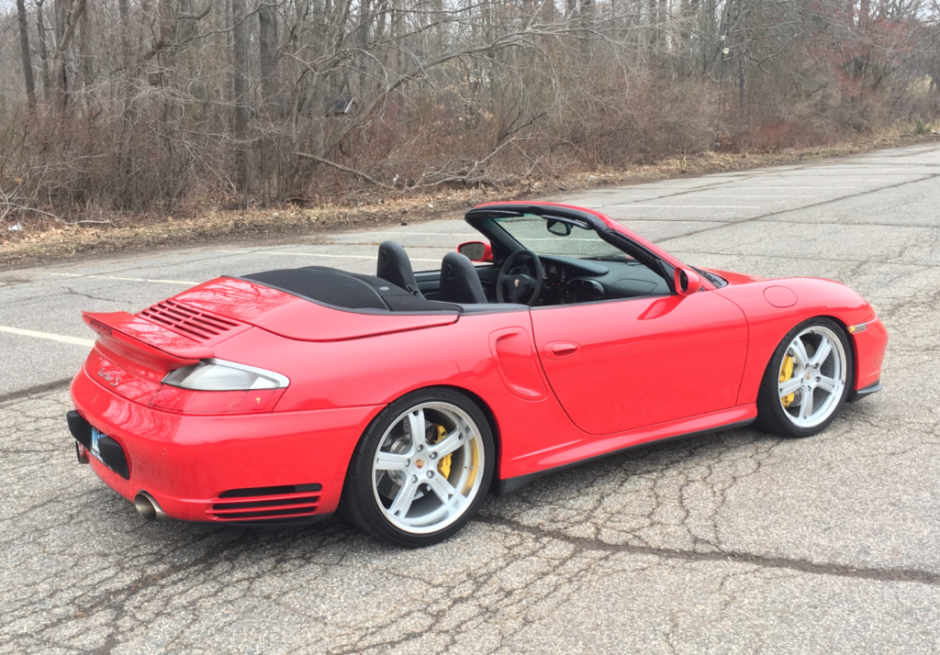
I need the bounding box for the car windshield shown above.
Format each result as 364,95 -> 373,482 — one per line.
492,214 -> 628,259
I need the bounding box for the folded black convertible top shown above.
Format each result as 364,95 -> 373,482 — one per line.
241,266 -> 463,313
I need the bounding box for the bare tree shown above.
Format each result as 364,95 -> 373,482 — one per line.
15,0 -> 35,112
232,0 -> 250,195
51,0 -> 87,110
0,0 -> 937,220
259,0 -> 279,200
35,0 -> 51,100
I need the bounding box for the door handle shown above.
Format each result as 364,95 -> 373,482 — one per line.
548,342 -> 579,358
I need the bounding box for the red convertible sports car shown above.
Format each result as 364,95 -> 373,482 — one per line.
67,201 -> 887,546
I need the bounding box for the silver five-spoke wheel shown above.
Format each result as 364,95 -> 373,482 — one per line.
777,325 -> 846,428
343,388 -> 494,546
758,318 -> 853,438
372,402 -> 484,534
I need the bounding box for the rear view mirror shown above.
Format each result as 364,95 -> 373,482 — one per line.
546,220 -> 572,236
457,241 -> 493,262
674,267 -> 702,296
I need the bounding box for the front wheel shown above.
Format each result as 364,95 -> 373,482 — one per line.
756,318 -> 853,438
342,388 -> 494,547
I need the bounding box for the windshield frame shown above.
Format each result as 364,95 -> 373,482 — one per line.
465,203 -> 676,293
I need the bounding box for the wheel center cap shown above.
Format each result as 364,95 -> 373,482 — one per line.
415,459 -> 425,469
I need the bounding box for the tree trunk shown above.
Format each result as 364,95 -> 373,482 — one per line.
36,0 -> 51,100
54,0 -> 68,107
648,0 -> 659,56
79,3 -> 94,103
52,0 -> 88,111
232,0 -> 250,195
356,0 -> 372,96
118,0 -> 131,64
16,0 -> 36,112
259,1 -> 279,200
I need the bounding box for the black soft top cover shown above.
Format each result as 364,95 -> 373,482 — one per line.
241,266 -> 462,313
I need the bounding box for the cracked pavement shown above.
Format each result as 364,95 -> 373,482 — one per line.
2,143 -> 940,653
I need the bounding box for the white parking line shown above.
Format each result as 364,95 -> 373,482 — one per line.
215,250 -> 440,263
49,273 -> 198,285
618,204 -> 762,209
0,326 -> 94,347
332,232 -> 479,237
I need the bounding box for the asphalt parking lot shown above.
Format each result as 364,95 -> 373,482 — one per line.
2,142 -> 939,654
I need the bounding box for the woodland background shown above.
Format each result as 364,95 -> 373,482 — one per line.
1,0 -> 939,223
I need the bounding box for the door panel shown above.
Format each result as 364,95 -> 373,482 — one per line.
530,293 -> 748,435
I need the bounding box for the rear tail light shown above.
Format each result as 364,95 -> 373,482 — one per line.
163,359 -> 289,391
150,359 -> 289,414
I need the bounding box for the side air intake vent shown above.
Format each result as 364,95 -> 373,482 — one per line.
211,484 -> 322,522
140,300 -> 240,342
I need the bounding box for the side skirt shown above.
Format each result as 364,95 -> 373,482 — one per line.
848,379 -> 882,403
495,418 -> 755,496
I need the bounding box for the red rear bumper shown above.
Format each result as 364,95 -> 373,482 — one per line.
70,368 -> 382,523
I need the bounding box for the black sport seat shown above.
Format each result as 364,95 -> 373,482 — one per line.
377,241 -> 423,297
439,252 -> 487,304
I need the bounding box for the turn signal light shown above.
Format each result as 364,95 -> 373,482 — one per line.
149,385 -> 285,414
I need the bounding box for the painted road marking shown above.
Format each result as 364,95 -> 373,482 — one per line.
0,326 -> 94,347
49,273 -> 198,285
618,204 -> 762,209
215,250 -> 440,263
331,232 -> 479,237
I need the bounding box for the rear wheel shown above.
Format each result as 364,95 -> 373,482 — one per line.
342,388 -> 494,547
757,318 -> 853,438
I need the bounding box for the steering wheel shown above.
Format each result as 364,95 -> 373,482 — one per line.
496,249 -> 544,305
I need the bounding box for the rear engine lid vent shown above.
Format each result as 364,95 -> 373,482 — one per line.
140,299 -> 243,343
211,484 -> 322,522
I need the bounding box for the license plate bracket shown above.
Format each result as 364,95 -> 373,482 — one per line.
90,426 -> 106,463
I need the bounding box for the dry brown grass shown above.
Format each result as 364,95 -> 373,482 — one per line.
1,127 -> 933,271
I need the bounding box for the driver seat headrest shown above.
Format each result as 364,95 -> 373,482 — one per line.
439,252 -> 487,304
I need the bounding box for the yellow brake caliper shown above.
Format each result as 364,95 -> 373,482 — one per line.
435,424 -> 452,479
780,354 -> 795,408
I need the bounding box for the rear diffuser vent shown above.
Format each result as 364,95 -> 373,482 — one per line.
211,484 -> 322,522
140,300 -> 240,342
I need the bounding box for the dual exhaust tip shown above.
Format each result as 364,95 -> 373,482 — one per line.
134,491 -> 168,522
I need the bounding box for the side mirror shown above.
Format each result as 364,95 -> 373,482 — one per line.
546,219 -> 572,236
457,241 -> 493,263
674,267 -> 702,296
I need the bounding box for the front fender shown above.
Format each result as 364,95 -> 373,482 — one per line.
716,277 -> 881,405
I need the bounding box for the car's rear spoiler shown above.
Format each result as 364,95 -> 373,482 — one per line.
82,311 -> 213,373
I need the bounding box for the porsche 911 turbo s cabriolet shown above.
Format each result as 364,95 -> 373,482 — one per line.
67,201 -> 887,546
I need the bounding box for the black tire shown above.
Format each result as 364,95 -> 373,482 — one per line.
756,317 -> 854,438
341,387 -> 494,547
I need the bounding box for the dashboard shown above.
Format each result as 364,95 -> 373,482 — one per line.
535,255 -> 671,305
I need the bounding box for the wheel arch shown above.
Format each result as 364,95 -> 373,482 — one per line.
339,383 -> 504,503
434,385 -> 504,494
782,313 -> 858,393
818,313 -> 864,399
396,384 -> 504,495
764,313 -> 856,380
755,315 -> 854,437
338,383 -> 501,545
